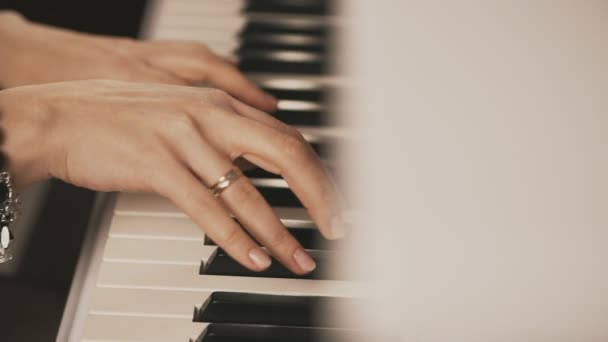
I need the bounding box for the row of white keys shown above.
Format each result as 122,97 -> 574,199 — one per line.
86,287 -> 208,341
148,0 -> 333,57
82,314 -> 203,342
113,192 -> 314,228
81,193 -> 357,340
85,263 -> 355,341
146,0 -> 244,57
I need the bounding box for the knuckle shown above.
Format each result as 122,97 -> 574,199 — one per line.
205,88 -> 230,103
192,42 -> 210,53
287,126 -> 308,143
278,133 -> 308,160
188,42 -> 212,58
167,113 -> 198,136
218,226 -> 244,248
265,229 -> 293,250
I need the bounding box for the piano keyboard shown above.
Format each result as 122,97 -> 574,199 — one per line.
59,0 -> 356,341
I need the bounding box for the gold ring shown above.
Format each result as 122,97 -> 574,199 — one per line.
209,168 -> 241,197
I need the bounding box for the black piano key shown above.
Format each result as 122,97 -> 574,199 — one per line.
243,167 -> 279,179
195,323 -> 356,342
204,226 -> 340,250
310,141 -> 331,159
238,34 -> 325,53
262,87 -> 325,102
239,50 -> 325,74
242,20 -> 327,36
257,186 -> 302,207
194,292 -> 351,327
201,249 -> 339,280
245,0 -> 330,16
273,107 -> 323,126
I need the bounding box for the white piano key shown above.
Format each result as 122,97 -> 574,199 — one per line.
108,215 -> 203,240
114,193 -> 314,227
107,210 -> 316,241
102,237 -> 213,265
156,14 -> 247,31
89,287 -> 209,318
278,99 -> 324,112
97,261 -> 357,297
82,314 -> 203,342
151,27 -> 238,44
251,178 -> 289,188
248,72 -> 351,88
161,0 -> 244,16
157,11 -> 331,30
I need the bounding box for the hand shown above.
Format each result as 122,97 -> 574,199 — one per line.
0,11 -> 276,112
0,80 -> 342,274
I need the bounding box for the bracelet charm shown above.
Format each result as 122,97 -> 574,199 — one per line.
0,172 -> 19,263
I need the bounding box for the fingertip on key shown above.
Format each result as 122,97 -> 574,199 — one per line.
293,248 -> 316,273
248,247 -> 272,270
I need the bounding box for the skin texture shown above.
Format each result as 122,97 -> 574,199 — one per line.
0,11 -> 276,112
0,12 -> 343,274
0,80 -> 342,274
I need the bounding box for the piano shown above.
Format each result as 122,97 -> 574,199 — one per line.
58,0 -> 357,341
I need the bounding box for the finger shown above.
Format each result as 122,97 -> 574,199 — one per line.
152,155 -> 272,272
229,96 -> 293,134
164,118 -> 316,274
203,56 -> 278,113
130,62 -> 190,85
141,41 -> 277,112
206,112 -> 344,241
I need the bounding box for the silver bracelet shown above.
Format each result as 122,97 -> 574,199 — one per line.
0,172 -> 20,263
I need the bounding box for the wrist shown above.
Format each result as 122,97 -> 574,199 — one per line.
0,87 -> 54,189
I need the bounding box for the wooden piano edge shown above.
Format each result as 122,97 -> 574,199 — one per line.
57,192 -> 118,342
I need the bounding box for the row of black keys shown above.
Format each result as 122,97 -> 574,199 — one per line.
194,291 -> 356,342
203,225 -> 345,280
245,0 -> 332,16
237,10 -> 332,74
196,324 -> 354,342
224,8 -> 337,281
238,18 -> 333,121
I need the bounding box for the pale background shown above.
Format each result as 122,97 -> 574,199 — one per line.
343,1 -> 608,341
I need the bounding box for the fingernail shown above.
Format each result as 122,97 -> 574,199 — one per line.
249,248 -> 272,270
330,215 -> 346,240
293,248 -> 316,272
